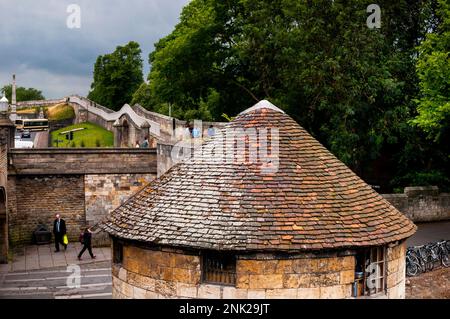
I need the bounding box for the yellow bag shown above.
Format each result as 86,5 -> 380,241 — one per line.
63,234 -> 69,245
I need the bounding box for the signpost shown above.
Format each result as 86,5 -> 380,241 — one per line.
58,127 -> 85,146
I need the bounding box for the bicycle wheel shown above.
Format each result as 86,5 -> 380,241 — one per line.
425,254 -> 434,272
406,256 -> 420,276
441,253 -> 450,268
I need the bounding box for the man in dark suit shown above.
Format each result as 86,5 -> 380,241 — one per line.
53,214 -> 67,252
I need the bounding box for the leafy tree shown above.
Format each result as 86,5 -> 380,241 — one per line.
140,0 -> 449,190
1,85 -> 45,102
411,0 -> 450,141
131,82 -> 153,108
88,41 -> 144,110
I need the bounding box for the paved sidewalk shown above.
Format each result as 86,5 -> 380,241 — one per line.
0,244 -> 111,273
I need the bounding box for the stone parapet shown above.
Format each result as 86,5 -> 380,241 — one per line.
8,148 -> 156,175
382,186 -> 450,222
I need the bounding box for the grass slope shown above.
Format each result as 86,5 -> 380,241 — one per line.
17,103 -> 75,121
51,122 -> 114,148
47,103 -> 75,121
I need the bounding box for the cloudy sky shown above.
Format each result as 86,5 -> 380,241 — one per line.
0,0 -> 190,98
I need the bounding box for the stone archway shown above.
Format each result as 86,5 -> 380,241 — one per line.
122,119 -> 129,147
0,187 -> 7,264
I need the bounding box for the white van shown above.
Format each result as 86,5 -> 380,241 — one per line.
14,138 -> 34,148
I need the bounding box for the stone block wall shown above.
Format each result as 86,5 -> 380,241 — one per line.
7,172 -> 156,247
0,146 -> 7,189
112,242 -> 408,299
6,148 -> 157,248
0,146 -> 8,263
16,99 -> 66,109
386,241 -> 406,299
8,148 -> 157,176
8,175 -> 85,246
382,186 -> 450,222
85,174 -> 154,245
157,143 -> 194,177
234,255 -> 354,299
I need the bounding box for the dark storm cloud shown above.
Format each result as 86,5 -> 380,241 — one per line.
0,0 -> 189,98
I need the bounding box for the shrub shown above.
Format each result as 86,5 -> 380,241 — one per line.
95,139 -> 101,147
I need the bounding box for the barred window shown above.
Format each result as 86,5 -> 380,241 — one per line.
202,252 -> 236,286
355,246 -> 386,297
113,240 -> 123,264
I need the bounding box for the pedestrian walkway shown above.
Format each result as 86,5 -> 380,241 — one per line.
0,244 -> 111,273
0,261 -> 112,299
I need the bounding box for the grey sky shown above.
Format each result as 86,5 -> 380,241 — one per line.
0,0 -> 190,98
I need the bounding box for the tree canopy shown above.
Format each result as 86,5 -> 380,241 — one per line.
1,84 -> 45,102
88,41 -> 144,110
411,0 -> 450,142
85,0 -> 448,191
134,0 -> 448,191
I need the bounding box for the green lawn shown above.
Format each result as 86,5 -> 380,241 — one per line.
51,122 -> 114,148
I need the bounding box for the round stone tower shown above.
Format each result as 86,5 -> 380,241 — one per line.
101,100 -> 416,299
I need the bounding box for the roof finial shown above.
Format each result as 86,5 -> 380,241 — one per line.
239,100 -> 285,115
0,92 -> 8,103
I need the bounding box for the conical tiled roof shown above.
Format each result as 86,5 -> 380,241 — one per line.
101,100 -> 416,251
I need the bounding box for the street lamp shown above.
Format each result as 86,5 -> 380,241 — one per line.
0,93 -> 8,114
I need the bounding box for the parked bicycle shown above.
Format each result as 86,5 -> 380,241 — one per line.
405,239 -> 449,277
427,240 -> 449,270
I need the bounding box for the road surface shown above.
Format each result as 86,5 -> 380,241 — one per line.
14,130 -> 48,148
0,261 -> 112,299
406,221 -> 450,247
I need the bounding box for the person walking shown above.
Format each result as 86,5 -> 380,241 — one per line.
140,136 -> 149,148
207,125 -> 215,137
78,227 -> 96,260
135,140 -> 140,148
53,214 -> 67,252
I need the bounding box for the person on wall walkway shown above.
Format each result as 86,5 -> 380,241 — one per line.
78,227 -> 96,260
53,213 -> 67,252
